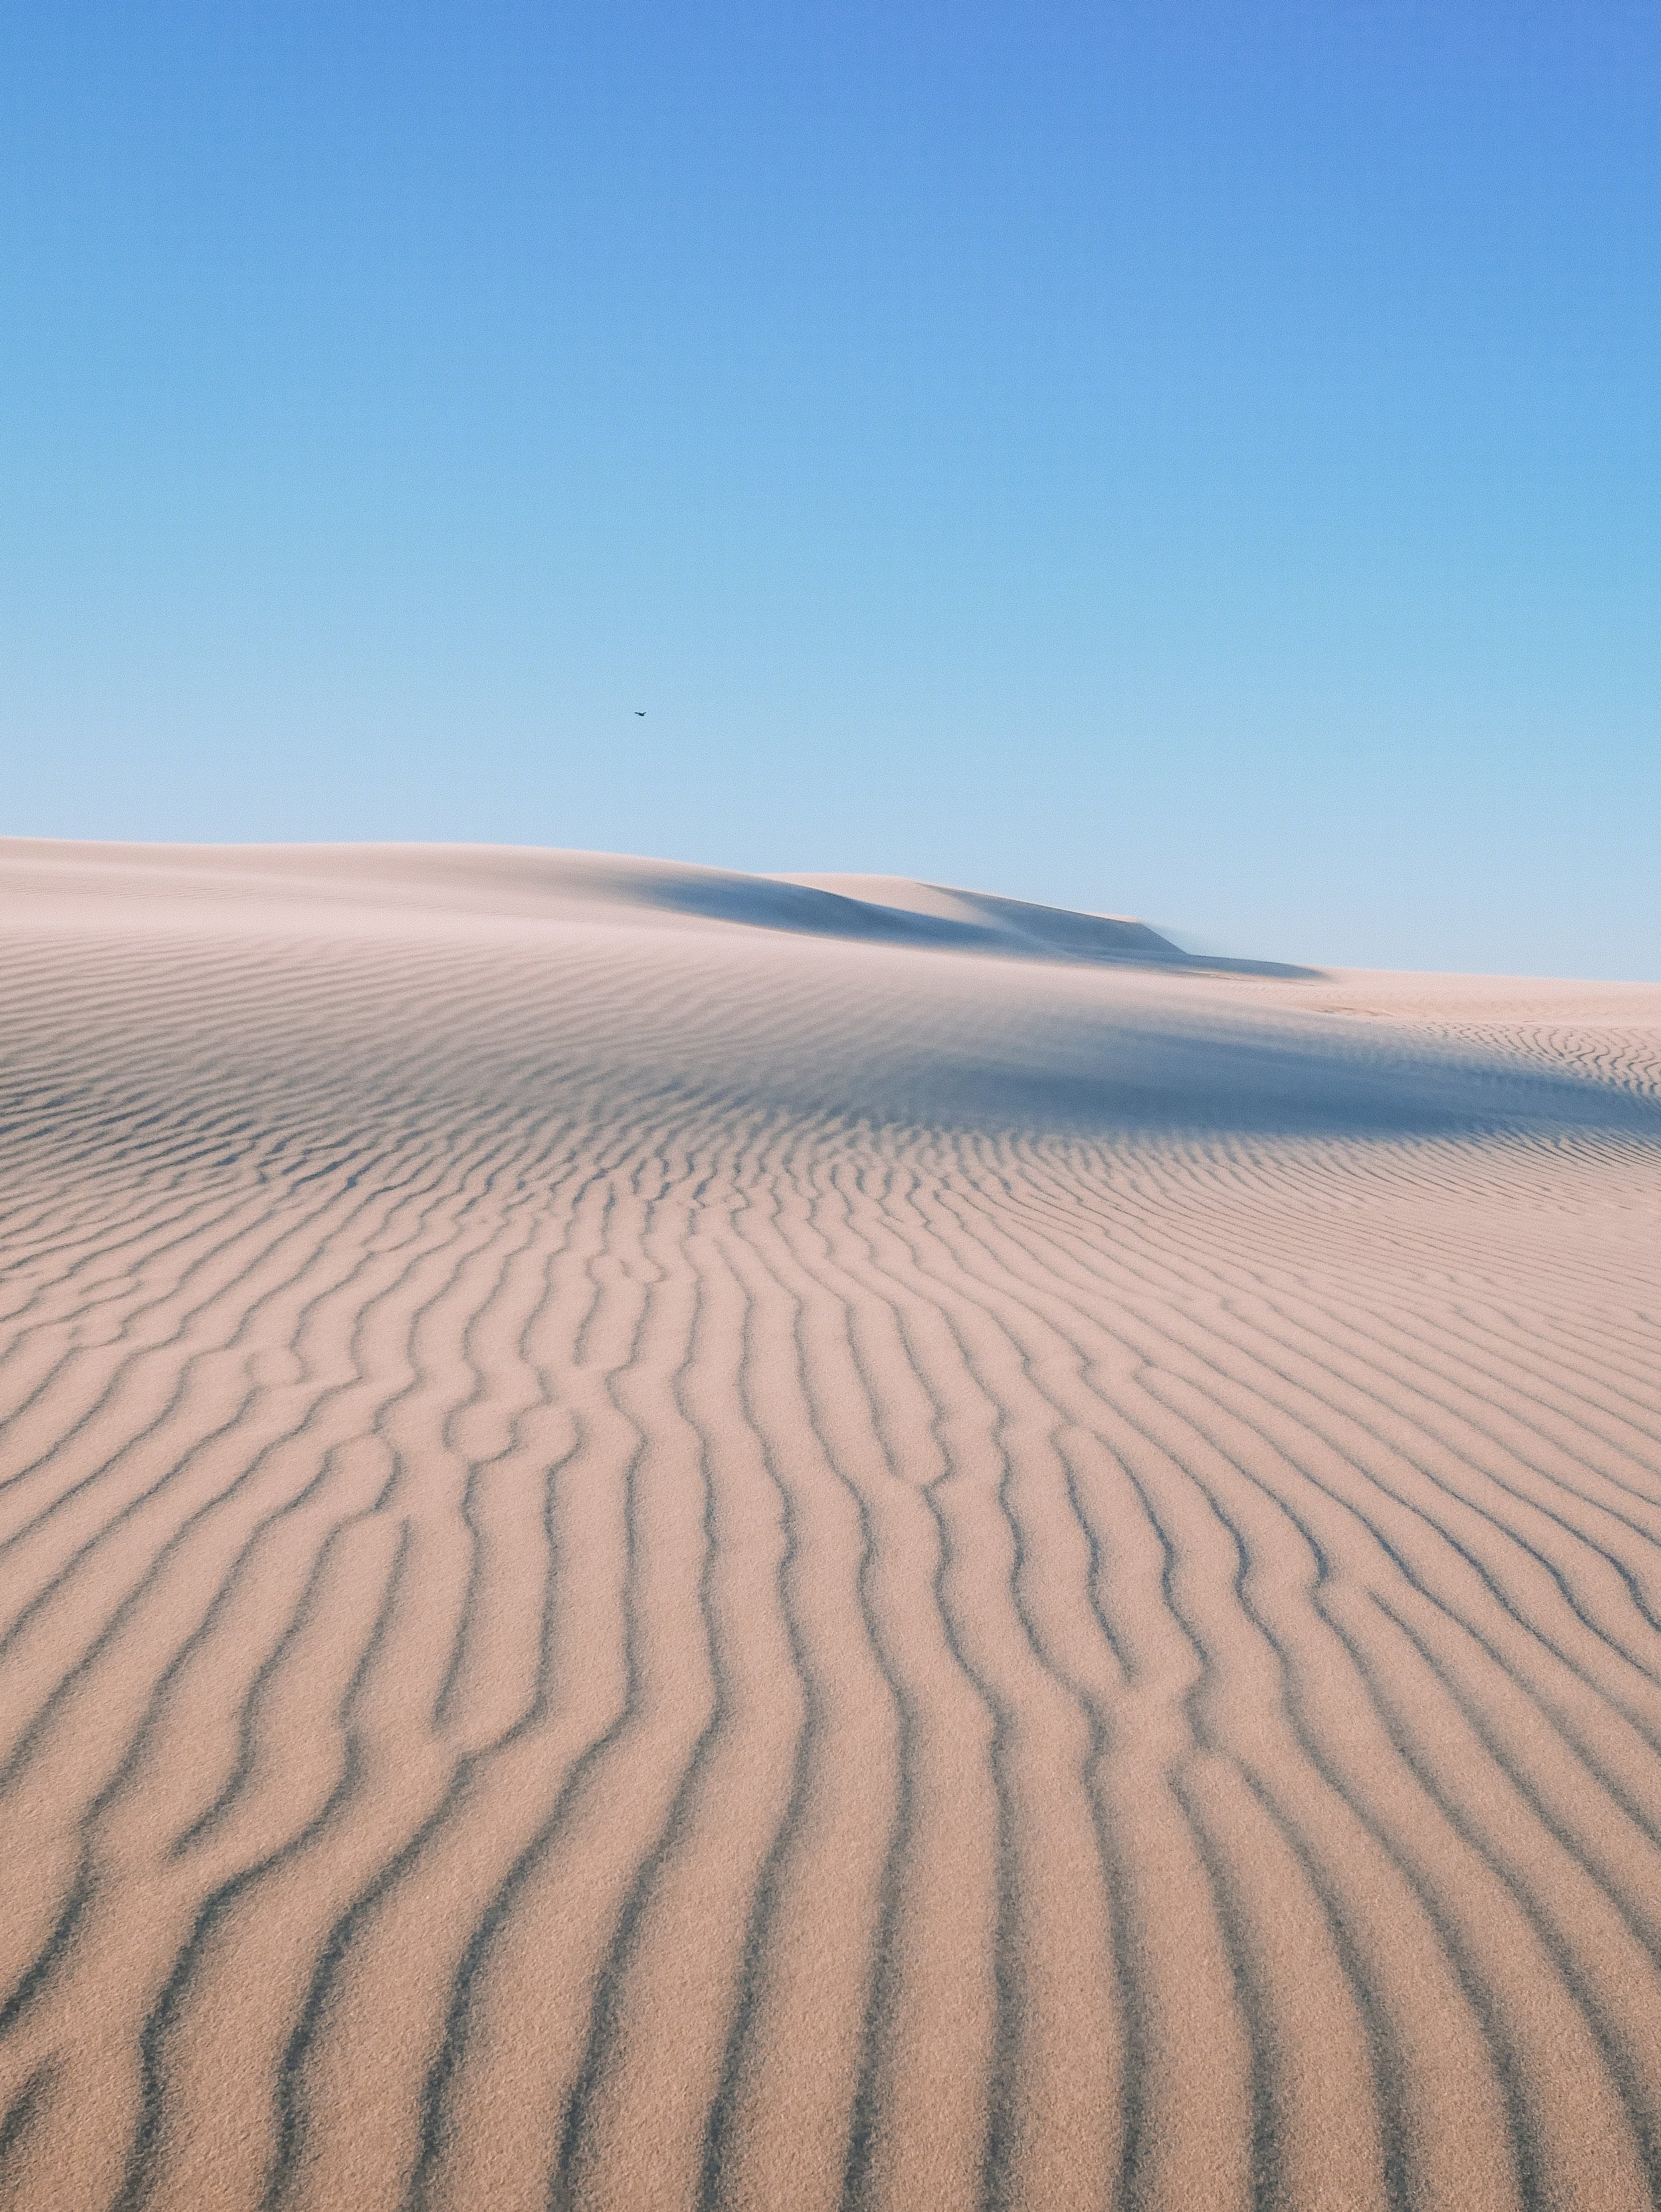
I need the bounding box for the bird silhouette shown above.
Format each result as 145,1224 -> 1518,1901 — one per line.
635,710 -> 645,717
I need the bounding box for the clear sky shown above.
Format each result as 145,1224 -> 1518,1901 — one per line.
4,2 -> 1657,976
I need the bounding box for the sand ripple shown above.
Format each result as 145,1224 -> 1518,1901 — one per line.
2,843 -> 1660,2211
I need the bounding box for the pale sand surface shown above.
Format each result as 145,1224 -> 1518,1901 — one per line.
2,838 -> 1660,2211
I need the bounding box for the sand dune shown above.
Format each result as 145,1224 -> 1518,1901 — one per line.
1,840 -> 1660,2212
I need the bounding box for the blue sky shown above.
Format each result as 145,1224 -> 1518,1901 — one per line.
4,1 -> 1657,974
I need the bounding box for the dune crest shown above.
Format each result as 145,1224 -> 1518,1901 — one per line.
1,839 -> 1660,2211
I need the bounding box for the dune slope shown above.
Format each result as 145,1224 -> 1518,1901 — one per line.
1,841 -> 1660,2212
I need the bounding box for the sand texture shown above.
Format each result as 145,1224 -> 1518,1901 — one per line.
3,840 -> 1661,2212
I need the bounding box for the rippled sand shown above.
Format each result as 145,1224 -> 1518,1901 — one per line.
2,840 -> 1660,2212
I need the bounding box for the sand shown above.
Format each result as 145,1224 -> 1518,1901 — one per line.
1,838 -> 1660,2212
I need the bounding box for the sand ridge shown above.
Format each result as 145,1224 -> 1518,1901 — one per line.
1,841 -> 1660,2211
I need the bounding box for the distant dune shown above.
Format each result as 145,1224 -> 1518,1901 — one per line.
2,840 -> 1660,2212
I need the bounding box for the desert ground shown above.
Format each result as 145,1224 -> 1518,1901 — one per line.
1,838 -> 1660,2212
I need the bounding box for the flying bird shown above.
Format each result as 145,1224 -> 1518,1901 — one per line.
635,709 -> 646,716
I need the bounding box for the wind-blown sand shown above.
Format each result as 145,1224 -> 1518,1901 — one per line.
2,840 -> 1660,2212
